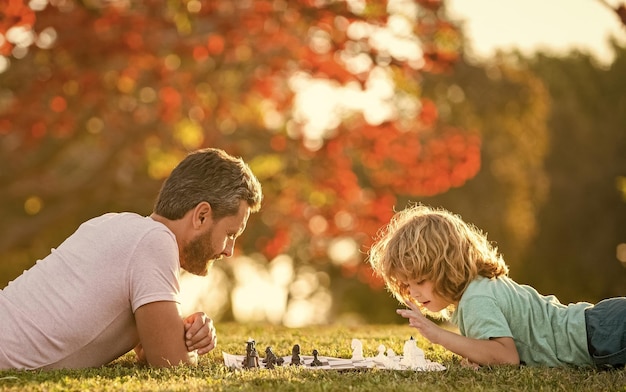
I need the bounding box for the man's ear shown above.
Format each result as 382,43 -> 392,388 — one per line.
193,201 -> 212,229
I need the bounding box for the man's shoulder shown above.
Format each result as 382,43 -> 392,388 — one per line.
78,213 -> 175,248
88,212 -> 149,225
87,213 -> 167,232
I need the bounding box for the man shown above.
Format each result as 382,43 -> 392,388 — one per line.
0,148 -> 263,369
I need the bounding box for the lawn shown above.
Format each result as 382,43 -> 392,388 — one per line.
0,323 -> 624,391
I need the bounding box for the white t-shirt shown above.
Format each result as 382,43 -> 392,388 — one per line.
0,213 -> 180,369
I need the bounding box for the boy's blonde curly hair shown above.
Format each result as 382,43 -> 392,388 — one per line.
368,204 -> 508,312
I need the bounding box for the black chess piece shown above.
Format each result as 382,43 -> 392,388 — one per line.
264,346 -> 278,369
290,344 -> 302,366
263,346 -> 273,363
310,349 -> 323,367
264,346 -> 284,367
242,339 -> 260,369
276,354 -> 285,366
265,355 -> 276,369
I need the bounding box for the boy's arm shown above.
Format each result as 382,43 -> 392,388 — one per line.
397,308 -> 520,366
134,301 -> 198,367
423,327 -> 519,366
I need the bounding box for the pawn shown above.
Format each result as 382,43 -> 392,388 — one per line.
375,344 -> 386,360
310,349 -> 323,366
382,347 -> 400,369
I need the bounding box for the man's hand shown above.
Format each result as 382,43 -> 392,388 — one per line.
183,312 -> 217,355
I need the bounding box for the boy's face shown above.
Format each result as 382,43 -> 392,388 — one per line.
407,280 -> 451,312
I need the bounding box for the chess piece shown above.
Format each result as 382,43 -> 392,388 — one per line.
384,347 -> 400,369
375,344 -> 386,360
373,344 -> 387,365
262,346 -> 272,363
400,336 -> 426,369
414,346 -> 426,368
310,349 -> 323,366
350,338 -> 364,361
263,346 -> 283,365
243,339 -> 260,369
400,336 -> 415,367
290,344 -> 303,366
264,346 -> 278,369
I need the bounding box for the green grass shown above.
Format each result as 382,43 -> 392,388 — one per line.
0,323 -> 624,391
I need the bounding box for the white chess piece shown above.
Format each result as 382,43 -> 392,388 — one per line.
372,344 -> 386,365
412,345 -> 426,369
401,337 -> 427,369
351,338 -> 364,361
381,347 -> 401,370
400,338 -> 413,367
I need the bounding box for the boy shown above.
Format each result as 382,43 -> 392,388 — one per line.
368,204 -> 626,368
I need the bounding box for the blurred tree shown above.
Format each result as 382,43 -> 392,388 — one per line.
415,44 -> 626,305
321,31 -> 554,322
416,59 -> 550,268
7,1 -> 601,323
596,0 -> 626,27
0,0 -> 478,295
515,44 -> 626,303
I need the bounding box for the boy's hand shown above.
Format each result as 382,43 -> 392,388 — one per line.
396,303 -> 443,345
398,304 -> 520,366
183,312 -> 217,355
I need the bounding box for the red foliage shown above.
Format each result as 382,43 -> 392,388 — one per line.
0,0 -> 36,56
0,0 -> 478,289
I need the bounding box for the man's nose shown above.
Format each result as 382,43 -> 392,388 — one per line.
222,239 -> 235,258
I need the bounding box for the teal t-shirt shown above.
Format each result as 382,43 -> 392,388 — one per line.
450,276 -> 593,366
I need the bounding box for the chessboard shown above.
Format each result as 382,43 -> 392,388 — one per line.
222,352 -> 446,372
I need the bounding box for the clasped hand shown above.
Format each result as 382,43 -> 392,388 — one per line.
183,312 -> 217,355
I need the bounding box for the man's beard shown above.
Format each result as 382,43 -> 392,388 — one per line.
181,228 -> 221,276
